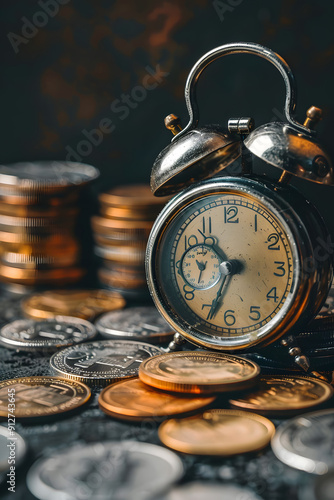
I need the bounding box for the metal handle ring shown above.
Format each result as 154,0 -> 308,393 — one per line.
174,42 -> 315,141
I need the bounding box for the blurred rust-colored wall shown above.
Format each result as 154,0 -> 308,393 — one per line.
1,0 -> 334,230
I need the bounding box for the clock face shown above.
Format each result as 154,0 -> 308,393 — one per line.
152,186 -> 300,349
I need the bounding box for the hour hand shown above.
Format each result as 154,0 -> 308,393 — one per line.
196,259 -> 205,271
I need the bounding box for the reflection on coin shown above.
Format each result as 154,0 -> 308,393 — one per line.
27,440 -> 183,500
99,378 -> 215,421
0,317 -> 97,351
160,482 -> 264,500
0,426 -> 27,473
158,409 -> 275,456
0,377 -> 91,418
22,289 -> 126,320
272,409 -> 334,474
50,340 -> 163,386
96,306 -> 174,343
139,351 -> 260,394
229,375 -> 333,416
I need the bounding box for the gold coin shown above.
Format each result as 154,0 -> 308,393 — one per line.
229,375 -> 333,416
98,267 -> 147,289
1,250 -> 80,270
22,289 -> 126,320
139,351 -> 260,394
95,245 -> 145,265
158,409 -> 275,456
0,202 -> 79,218
91,215 -> 152,239
0,215 -> 77,234
0,376 -> 91,419
0,265 -> 85,285
98,377 -> 215,421
0,186 -> 80,206
0,237 -> 79,254
99,184 -> 169,208
100,205 -> 161,221
93,233 -> 147,249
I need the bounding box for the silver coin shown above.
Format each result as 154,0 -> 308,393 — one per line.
0,161 -> 99,188
0,317 -> 97,351
0,425 -> 27,473
50,340 -> 163,386
27,440 -> 183,500
96,306 -> 174,343
272,409 -> 334,474
158,482 -> 263,500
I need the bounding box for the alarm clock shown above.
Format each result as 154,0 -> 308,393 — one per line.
146,42 -> 333,358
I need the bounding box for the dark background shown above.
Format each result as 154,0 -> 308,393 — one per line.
1,0 -> 334,230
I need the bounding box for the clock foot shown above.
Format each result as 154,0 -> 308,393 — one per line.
166,332 -> 186,353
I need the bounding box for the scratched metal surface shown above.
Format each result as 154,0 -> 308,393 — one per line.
0,292 -> 315,500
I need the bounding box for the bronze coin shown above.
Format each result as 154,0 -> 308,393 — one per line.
139,351 -> 260,394
22,289 -> 126,320
99,377 -> 215,421
229,375 -> 333,416
0,376 -> 91,419
158,409 -> 275,456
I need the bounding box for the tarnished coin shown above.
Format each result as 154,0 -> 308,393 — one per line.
272,409 -> 334,474
50,340 -> 163,386
21,289 -> 126,320
160,482 -> 264,500
0,317 -> 97,351
158,409 -> 275,456
99,378 -> 215,421
0,426 -> 27,473
229,375 -> 333,416
0,161 -> 99,190
139,351 -> 260,394
96,306 -> 174,343
0,377 -> 91,418
27,440 -> 183,500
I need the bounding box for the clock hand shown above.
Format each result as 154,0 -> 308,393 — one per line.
206,260 -> 239,320
196,259 -> 205,271
197,261 -> 207,284
206,275 -> 227,320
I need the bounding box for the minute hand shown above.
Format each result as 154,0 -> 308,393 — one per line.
206,260 -> 239,321
206,275 -> 227,320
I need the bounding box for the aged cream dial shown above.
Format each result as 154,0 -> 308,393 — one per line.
173,193 -> 293,335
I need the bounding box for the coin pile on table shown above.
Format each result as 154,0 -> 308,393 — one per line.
91,184 -> 169,300
0,161 -> 99,293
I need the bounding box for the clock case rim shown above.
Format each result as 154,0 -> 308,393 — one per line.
146,175 -> 333,351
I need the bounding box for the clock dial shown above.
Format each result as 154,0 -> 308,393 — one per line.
155,189 -> 299,349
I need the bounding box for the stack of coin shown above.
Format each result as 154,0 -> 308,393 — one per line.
0,161 -> 99,291
91,184 -> 169,300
